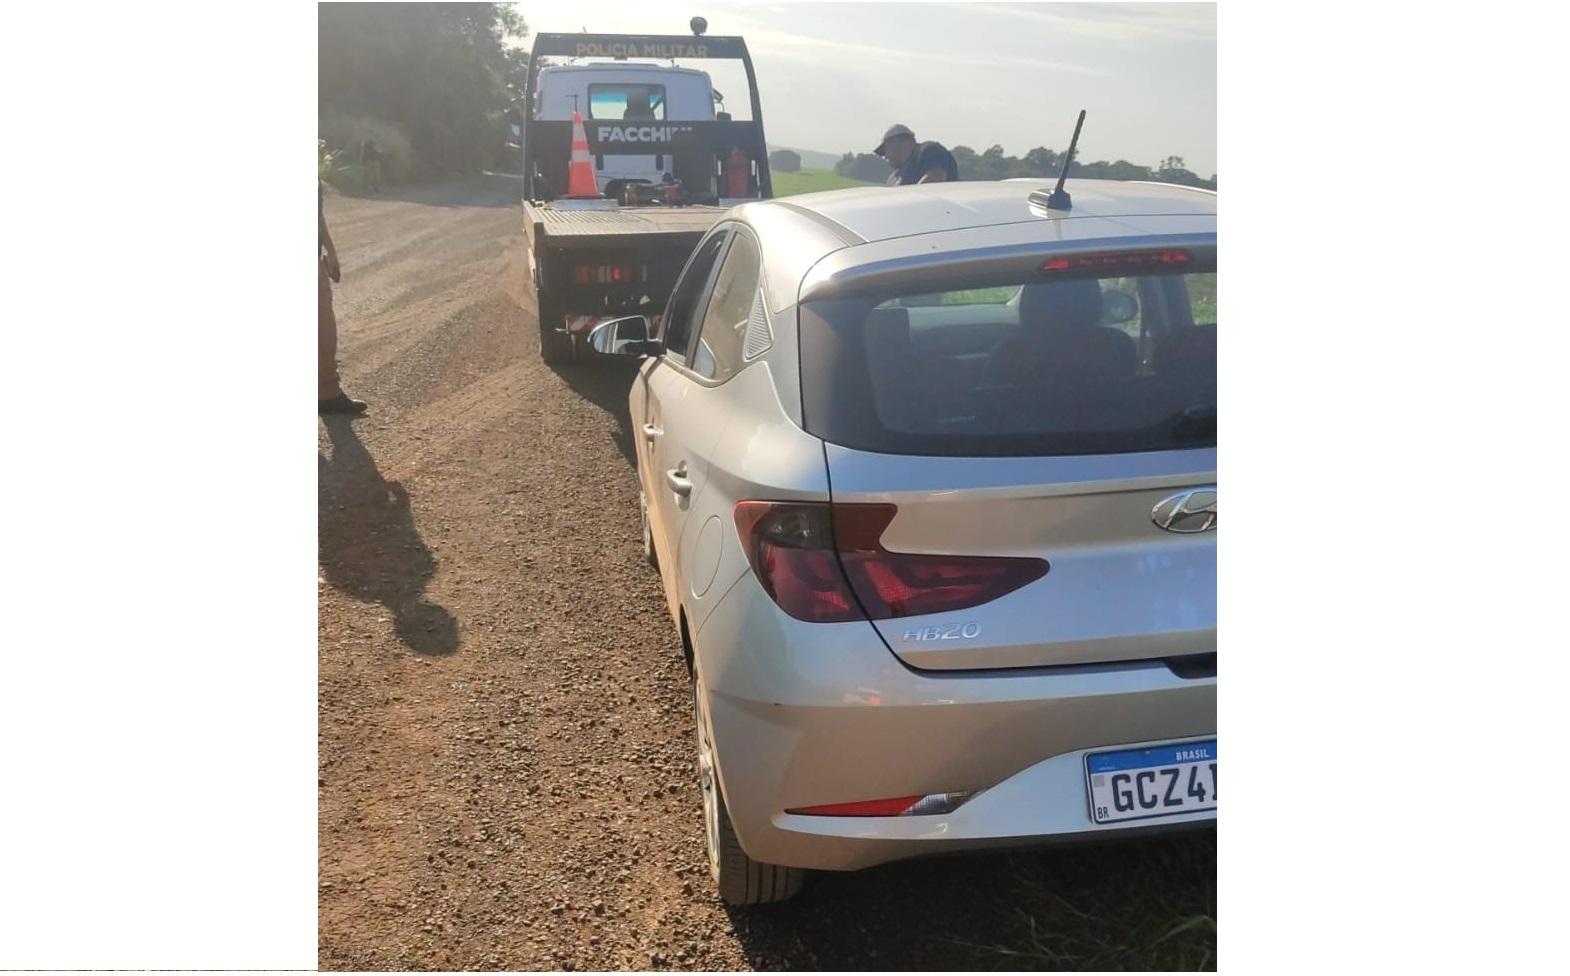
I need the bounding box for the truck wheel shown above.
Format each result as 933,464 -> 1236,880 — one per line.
694,673 -> 805,905
537,293 -> 573,366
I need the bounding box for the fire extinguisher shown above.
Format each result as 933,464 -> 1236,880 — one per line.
725,148 -> 750,198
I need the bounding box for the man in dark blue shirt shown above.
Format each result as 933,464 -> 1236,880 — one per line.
873,123 -> 959,186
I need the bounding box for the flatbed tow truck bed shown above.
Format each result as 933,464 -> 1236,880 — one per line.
522,203 -> 731,251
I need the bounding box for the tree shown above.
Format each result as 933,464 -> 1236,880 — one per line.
1103,159 -> 1150,181
319,3 -> 528,181
1021,147 -> 1060,177
769,149 -> 801,173
950,145 -> 979,179
974,144 -> 1009,181
1156,155 -> 1209,189
945,142 -> 1216,189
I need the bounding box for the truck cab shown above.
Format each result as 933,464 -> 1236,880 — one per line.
534,62 -> 718,200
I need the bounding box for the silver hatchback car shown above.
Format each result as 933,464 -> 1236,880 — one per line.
595,179 -> 1216,904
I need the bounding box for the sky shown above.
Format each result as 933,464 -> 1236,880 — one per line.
513,1 -> 1216,177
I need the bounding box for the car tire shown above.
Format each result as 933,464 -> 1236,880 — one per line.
694,674 -> 805,905
640,491 -> 658,568
537,293 -> 572,365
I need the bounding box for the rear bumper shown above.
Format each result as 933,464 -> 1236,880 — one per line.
753,728 -> 1216,871
695,574 -> 1216,871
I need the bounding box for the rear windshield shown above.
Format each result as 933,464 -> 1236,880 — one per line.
588,83 -> 667,120
799,259 -> 1216,456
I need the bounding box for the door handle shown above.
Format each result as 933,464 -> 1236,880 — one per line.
665,464 -> 692,497
642,423 -> 663,442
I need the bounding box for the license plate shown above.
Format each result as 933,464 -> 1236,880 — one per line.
1086,739 -> 1216,824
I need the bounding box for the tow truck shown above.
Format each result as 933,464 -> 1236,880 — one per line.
516,22 -> 773,364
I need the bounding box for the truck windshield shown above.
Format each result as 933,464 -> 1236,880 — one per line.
588,84 -> 667,120
798,263 -> 1217,457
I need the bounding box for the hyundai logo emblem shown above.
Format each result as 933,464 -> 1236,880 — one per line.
1152,488 -> 1216,533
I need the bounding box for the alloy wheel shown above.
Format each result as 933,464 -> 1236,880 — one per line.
694,679 -> 721,878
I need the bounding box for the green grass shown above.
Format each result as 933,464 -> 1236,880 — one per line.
1188,272 -> 1217,324
880,287 -> 1021,309
771,167 -> 875,197
956,831 -> 1217,970
762,828 -> 1217,970
940,286 -> 1022,305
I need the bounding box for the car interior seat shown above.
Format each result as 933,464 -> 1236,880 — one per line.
985,279 -> 1138,390
863,306 -> 917,428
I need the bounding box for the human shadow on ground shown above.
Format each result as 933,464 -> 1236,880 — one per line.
318,416 -> 459,656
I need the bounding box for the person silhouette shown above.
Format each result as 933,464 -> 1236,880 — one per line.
623,90 -> 657,120
320,182 -> 367,415
318,417 -> 458,655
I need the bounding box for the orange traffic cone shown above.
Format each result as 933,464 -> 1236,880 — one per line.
565,110 -> 600,199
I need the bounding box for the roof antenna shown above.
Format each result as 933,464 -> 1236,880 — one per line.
1037,109 -> 1086,212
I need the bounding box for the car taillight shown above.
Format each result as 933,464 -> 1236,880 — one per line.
733,502 -> 861,622
733,502 -> 1048,623
1042,250 -> 1190,273
834,504 -> 1049,619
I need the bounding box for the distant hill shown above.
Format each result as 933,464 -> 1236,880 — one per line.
767,145 -> 842,171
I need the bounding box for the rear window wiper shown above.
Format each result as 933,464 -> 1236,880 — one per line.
1171,403 -> 1216,441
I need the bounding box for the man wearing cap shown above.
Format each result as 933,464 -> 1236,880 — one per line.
874,124 -> 959,186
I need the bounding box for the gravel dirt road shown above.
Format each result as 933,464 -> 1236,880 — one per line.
317,176 -> 1215,971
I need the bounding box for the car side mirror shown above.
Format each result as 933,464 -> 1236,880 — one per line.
585,316 -> 662,359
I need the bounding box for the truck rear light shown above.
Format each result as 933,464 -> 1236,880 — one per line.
571,262 -> 637,285
788,791 -> 974,817
1042,249 -> 1190,273
733,502 -> 1048,623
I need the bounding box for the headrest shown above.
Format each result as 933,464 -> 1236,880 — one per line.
865,305 -> 911,347
1017,280 -> 1105,334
